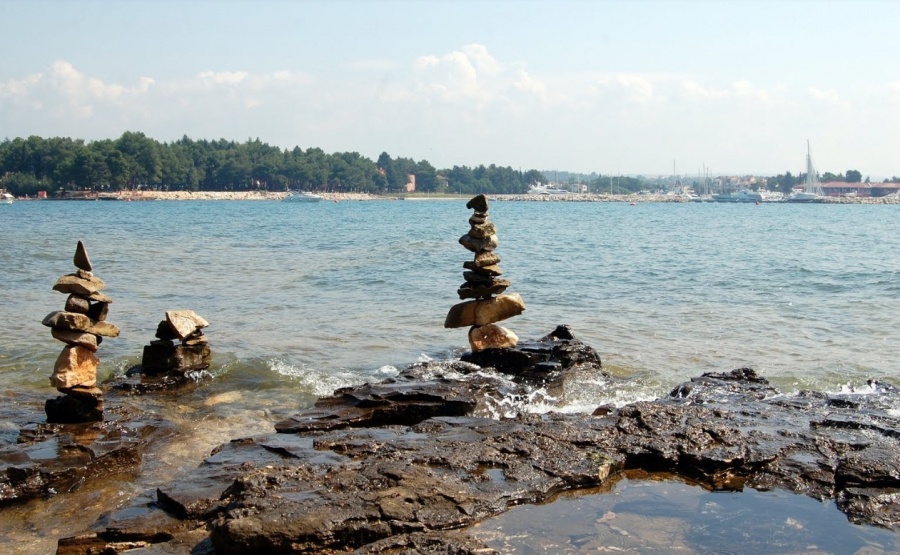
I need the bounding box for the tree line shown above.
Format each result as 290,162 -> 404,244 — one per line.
3,133 -> 894,198
0,133 -> 549,197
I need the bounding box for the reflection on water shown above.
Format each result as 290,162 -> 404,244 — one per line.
471,473 -> 899,554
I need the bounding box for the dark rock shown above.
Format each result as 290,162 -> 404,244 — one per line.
461,324 -> 602,385
52,328 -> 900,553
458,279 -> 510,300
141,342 -> 211,374
465,194 -> 489,212
274,377 -> 484,433
154,320 -> 179,341
86,301 -> 109,322
45,394 -> 103,423
64,294 -> 91,314
114,367 -> 207,394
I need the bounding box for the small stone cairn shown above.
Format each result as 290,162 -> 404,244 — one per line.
444,194 -> 526,350
140,310 -> 211,375
41,240 -> 120,423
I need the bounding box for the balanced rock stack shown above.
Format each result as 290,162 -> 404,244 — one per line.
41,240 -> 120,423
140,310 -> 211,375
444,194 -> 526,351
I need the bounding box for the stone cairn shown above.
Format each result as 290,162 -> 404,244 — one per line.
139,310 -> 211,376
41,240 -> 120,423
444,194 -> 526,350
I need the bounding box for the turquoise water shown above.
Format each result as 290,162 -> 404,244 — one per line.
2,199 -> 900,411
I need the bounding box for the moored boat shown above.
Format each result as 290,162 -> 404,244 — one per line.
787,141 -> 825,203
283,191 -> 324,203
711,189 -> 768,203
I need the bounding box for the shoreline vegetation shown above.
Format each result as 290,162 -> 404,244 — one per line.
15,190 -> 900,203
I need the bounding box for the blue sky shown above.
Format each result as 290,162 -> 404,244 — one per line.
2,0 -> 899,178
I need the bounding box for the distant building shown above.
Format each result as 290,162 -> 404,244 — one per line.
405,174 -> 416,192
820,181 -> 900,198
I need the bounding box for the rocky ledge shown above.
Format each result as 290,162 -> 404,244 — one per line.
9,326 -> 898,554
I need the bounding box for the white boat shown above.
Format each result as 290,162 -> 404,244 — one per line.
1,193 -> 13,205
711,189 -> 767,203
528,184 -> 569,195
283,191 -> 323,203
787,141 -> 825,203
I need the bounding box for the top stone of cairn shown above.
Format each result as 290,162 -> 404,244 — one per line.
74,240 -> 93,272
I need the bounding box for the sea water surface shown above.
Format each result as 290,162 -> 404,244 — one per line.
3,198 -> 900,408
2,198 -> 900,552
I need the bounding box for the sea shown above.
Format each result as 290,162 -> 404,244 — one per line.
2,198 -> 900,552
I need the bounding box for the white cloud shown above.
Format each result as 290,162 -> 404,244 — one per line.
808,86 -> 843,104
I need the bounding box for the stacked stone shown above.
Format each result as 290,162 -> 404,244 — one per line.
140,310 -> 211,374
444,194 -> 526,351
41,240 -> 120,423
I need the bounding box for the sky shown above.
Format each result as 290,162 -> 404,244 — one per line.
2,0 -> 899,179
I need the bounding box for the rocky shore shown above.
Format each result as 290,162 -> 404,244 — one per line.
4,326 -> 898,554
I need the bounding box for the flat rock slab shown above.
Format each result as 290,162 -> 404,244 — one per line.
0,415 -> 175,507
53,330 -> 900,554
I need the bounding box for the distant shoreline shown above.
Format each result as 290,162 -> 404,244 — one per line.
14,191 -> 900,204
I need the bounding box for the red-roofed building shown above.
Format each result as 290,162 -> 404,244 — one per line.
820,182 -> 900,198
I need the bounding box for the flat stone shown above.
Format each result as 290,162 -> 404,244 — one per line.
64,294 -> 91,314
458,233 -> 498,253
74,240 -> 93,271
444,293 -> 526,328
465,194 -> 489,212
468,222 -> 496,239
461,270 -> 494,283
85,291 -> 113,303
51,345 -> 100,389
473,251 -> 501,267
468,214 -> 487,225
62,385 -> 104,399
457,279 -> 510,300
51,327 -> 101,351
183,334 -> 209,346
165,310 -> 209,340
462,263 -> 502,276
468,324 -> 519,351
42,311 -> 120,337
53,273 -> 106,296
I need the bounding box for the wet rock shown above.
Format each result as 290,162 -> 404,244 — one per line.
54,329 -> 900,553
1,413 -> 175,507
141,341 -> 211,374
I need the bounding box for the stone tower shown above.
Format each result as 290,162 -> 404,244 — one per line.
444,194 -> 525,350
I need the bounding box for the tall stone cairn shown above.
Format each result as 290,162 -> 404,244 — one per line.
444,194 -> 526,351
41,240 -> 120,422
